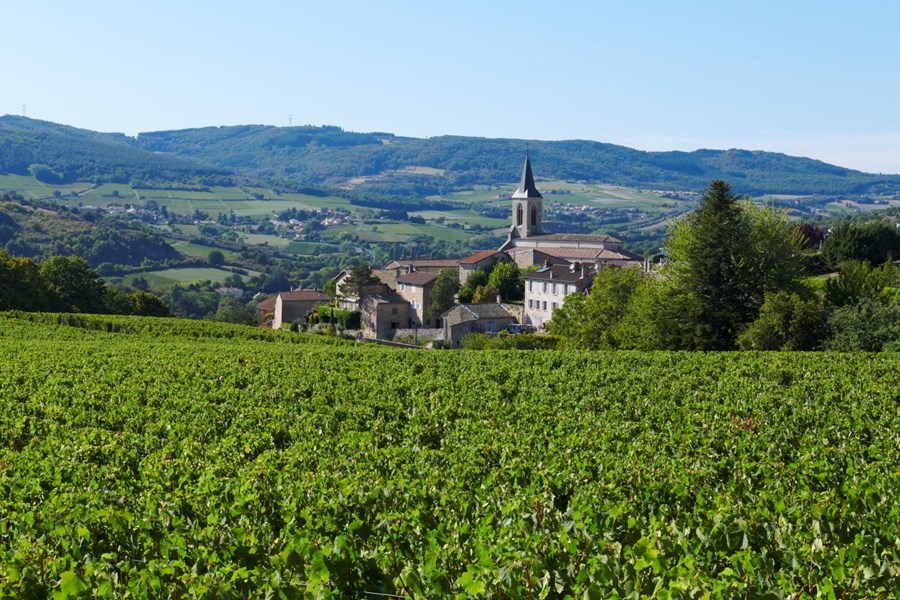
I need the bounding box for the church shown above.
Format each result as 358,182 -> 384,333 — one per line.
498,154 -> 644,269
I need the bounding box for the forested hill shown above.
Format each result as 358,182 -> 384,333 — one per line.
3,116 -> 900,197
0,116 -> 235,187
136,125 -> 900,196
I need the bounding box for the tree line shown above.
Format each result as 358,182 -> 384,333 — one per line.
551,180 -> 900,352
0,252 -> 169,317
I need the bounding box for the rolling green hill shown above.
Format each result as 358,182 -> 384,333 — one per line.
133,125 -> 900,197
0,116 -> 235,188
3,116 -> 900,198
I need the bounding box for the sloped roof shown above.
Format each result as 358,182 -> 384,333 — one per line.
368,290 -> 407,305
396,271 -> 440,286
596,248 -> 644,261
382,259 -> 461,269
256,296 -> 277,311
443,303 -> 514,321
522,232 -> 622,244
536,247 -> 607,260
511,154 -> 542,199
278,290 -> 333,302
460,250 -> 503,265
525,263 -> 597,284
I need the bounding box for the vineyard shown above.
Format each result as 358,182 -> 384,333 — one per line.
1,312 -> 899,598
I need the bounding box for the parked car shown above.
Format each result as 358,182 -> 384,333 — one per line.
506,323 -> 535,334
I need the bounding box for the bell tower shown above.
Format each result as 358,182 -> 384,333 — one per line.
511,153 -> 542,238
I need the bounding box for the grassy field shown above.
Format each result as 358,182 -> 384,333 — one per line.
318,221 -> 476,243
116,267 -> 256,288
163,238 -> 240,260
411,209 -> 509,229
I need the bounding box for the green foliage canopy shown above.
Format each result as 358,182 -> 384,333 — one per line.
429,269 -> 460,316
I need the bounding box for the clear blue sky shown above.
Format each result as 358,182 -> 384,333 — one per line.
7,0 -> 900,173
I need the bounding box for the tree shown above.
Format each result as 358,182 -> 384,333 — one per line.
429,269 -> 460,315
130,290 -> 170,317
208,250 -> 225,266
798,223 -> 827,250
0,251 -> 52,311
323,277 -> 337,297
39,255 -> 107,313
487,262 -> 522,301
262,270 -> 291,294
102,286 -> 134,315
825,297 -> 900,351
549,266 -> 646,349
737,291 -> 826,350
340,264 -> 382,300
213,297 -> 257,326
661,180 -> 806,350
222,273 -> 244,289
458,269 -> 488,303
824,260 -> 897,308
821,221 -> 900,268
472,283 -> 499,304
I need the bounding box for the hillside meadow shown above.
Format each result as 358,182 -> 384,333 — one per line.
1,312 -> 899,598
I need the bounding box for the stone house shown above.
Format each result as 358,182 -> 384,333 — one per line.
442,302 -> 517,348
395,270 -> 441,328
272,289 -> 333,329
361,291 -> 410,339
523,262 -> 597,331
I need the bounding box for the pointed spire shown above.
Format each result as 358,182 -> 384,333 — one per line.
512,152 -> 542,199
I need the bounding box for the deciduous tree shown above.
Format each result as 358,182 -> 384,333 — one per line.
429,269 -> 460,315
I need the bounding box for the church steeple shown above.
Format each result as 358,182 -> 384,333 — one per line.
512,152 -> 543,199
510,152 -> 543,238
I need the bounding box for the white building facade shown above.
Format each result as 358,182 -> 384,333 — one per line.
523,263 -> 596,330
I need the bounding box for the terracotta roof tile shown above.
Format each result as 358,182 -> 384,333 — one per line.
278,290 -> 333,302
256,296 -> 277,311
522,233 -> 622,244
382,259 -> 461,269
460,250 -> 502,265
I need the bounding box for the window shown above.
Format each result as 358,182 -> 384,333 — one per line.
400,283 -> 405,291
528,281 -> 532,292
542,282 -> 547,293
552,282 -> 557,295
516,204 -> 523,226
528,299 -> 533,309
530,205 -> 537,227
542,301 -> 547,310
552,302 -> 558,311
391,307 -> 398,315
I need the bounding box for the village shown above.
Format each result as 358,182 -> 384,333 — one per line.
256,155 -> 650,347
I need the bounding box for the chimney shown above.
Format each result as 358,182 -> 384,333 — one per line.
571,261 -> 580,272
453,293 -> 460,305
496,294 -> 502,305
543,259 -> 551,268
